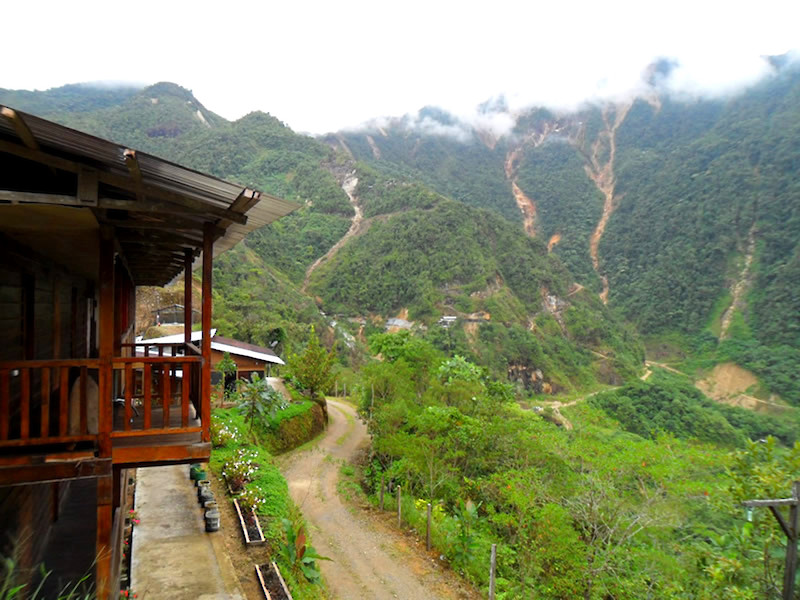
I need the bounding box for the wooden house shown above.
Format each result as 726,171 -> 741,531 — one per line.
136,329 -> 286,382
0,106 -> 297,598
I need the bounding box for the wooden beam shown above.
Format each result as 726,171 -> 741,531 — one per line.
0,189 -> 82,206
1,107 -> 40,150
201,222 -> 213,443
111,442 -> 211,466
97,226 -> 115,458
0,457 -> 112,486
77,168 -> 99,206
123,149 -> 145,204
185,249 -> 193,345
0,139 -> 248,225
95,474 -> 113,600
742,499 -> 799,508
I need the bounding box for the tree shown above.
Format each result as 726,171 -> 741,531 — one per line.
288,326 -> 336,424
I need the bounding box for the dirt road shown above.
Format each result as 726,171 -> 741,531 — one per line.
280,399 -> 465,600
302,175 -> 363,293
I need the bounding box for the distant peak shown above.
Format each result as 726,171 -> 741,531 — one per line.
141,82 -> 198,102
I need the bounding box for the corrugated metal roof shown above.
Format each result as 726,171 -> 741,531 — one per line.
0,106 -> 300,285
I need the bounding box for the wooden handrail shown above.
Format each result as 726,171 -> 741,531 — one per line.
112,356 -> 202,366
0,358 -> 100,369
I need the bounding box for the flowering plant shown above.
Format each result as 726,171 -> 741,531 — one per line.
222,448 -> 259,491
128,509 -> 140,525
238,487 -> 264,515
211,421 -> 235,448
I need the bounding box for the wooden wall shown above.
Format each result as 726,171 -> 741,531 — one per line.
0,232 -> 94,363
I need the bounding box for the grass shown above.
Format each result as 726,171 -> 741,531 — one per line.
208,407 -> 327,600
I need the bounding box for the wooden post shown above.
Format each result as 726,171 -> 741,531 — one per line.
489,543 -> 497,600
783,482 -> 799,600
95,474 -> 113,600
426,503 -> 432,551
184,248 -> 193,346
200,223 -> 213,442
343,382 -> 347,402
97,226 -> 114,456
397,485 -> 401,527
380,474 -> 385,510
743,480 -> 800,600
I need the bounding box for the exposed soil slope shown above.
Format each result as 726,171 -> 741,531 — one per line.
503,124 -> 560,237
280,400 -> 471,600
302,175 -> 364,293
719,225 -> 757,339
584,104 -> 632,303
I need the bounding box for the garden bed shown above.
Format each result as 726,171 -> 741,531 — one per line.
255,561 -> 293,600
233,497 -> 265,545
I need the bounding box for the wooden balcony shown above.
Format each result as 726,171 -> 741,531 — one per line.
0,342 -> 210,478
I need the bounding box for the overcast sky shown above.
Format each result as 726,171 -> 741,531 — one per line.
3,0 -> 799,134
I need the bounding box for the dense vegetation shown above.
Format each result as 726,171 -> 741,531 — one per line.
356,332 -> 800,599
516,136 -> 604,288
327,107 -> 518,220
590,371 -> 800,447
5,74 -> 800,598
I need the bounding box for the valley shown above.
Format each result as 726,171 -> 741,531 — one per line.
3,62 -> 800,599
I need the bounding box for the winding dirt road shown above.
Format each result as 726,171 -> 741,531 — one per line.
301,175 -> 363,293
280,400 -> 466,600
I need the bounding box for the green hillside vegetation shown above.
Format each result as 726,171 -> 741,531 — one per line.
0,83 -> 140,116
212,243 -> 364,362
606,67 -> 800,344
516,137 -> 604,288
590,371 -> 800,446
355,332 -> 800,599
309,200 -> 567,317
308,200 -> 643,388
328,109 -> 518,220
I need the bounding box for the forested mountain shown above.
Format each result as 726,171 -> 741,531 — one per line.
4,66 -> 800,600
328,61 -> 800,404
3,66 -> 799,399
0,82 -> 643,389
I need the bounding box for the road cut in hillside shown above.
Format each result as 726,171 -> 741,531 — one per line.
280,399 -> 473,600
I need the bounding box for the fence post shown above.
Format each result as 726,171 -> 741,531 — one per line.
426,503 -> 432,551
489,543 -> 497,600
335,380 -> 338,398
397,485 -> 402,527
380,474 -> 385,510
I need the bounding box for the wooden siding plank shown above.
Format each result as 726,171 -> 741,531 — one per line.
59,367 -> 68,436
182,361 -> 190,427
40,367 -> 49,437
79,366 -> 88,435
20,368 -> 30,439
124,364 -> 133,432
0,370 -> 8,440
143,363 -> 152,430
162,365 -> 171,428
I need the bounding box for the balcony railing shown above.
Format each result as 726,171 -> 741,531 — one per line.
0,359 -> 100,447
0,342 -> 207,456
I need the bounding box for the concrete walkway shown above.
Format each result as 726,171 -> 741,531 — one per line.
131,465 -> 245,600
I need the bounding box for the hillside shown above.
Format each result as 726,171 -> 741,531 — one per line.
0,82 -> 644,390
328,62 -> 800,404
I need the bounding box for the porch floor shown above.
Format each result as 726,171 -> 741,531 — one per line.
131,464 -> 245,599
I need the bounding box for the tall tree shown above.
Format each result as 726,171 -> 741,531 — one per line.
288,326 -> 336,424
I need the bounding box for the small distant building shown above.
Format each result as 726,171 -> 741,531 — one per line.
385,318 -> 413,331
438,315 -> 458,328
136,329 -> 285,382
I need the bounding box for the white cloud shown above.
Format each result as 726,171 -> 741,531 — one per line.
2,0 -> 799,134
